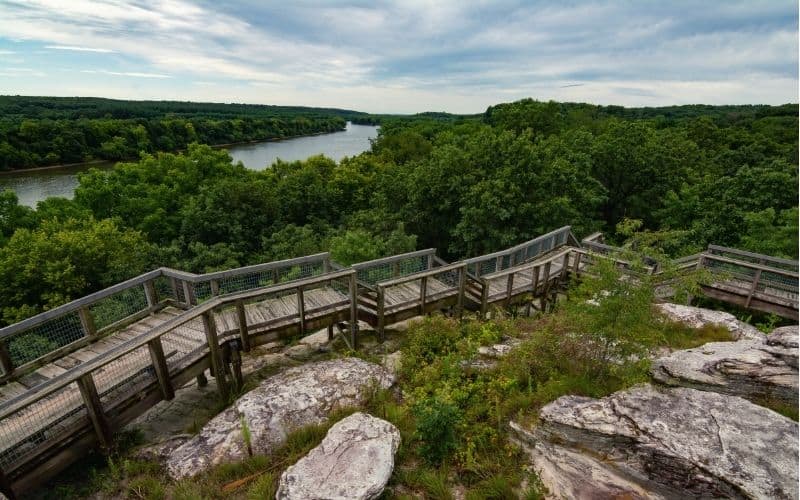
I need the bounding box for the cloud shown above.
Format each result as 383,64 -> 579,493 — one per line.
0,0 -> 796,112
80,69 -> 171,78
45,45 -> 115,53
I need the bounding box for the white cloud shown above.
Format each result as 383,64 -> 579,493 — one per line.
45,45 -> 115,53
80,69 -> 171,78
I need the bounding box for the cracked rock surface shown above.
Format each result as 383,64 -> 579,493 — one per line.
514,384 -> 798,499
276,412 -> 400,500
652,325 -> 798,405
165,358 -> 394,479
655,303 -> 763,340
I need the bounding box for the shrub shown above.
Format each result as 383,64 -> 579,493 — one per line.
413,396 -> 462,465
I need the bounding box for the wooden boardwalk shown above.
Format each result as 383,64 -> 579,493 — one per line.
0,226 -> 796,497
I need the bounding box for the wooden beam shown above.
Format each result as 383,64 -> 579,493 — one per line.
297,286 -> 306,335
377,287 -> 386,342
348,274 -> 358,348
76,374 -> 112,450
201,312 -> 228,400
480,281 -> 489,319
210,279 -> 220,297
181,281 -> 195,307
78,307 -> 97,339
561,253 -> 570,281
236,299 -> 250,352
505,273 -> 515,307
457,266 -> 467,318
0,341 -> 13,377
572,251 -> 581,275
143,280 -> 158,313
745,269 -> 763,308
420,276 -> 428,314
147,337 -> 174,401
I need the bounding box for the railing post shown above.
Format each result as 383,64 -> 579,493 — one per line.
148,337 -> 174,401
297,285 -> 306,335
169,277 -> 179,302
426,253 -> 434,270
457,265 -> 467,318
79,306 -> 97,339
0,341 -> 14,377
746,269 -> 763,308
348,273 -> 358,348
144,280 -> 158,313
236,299 -> 250,352
561,253 -> 570,281
393,261 -> 400,277
480,280 -> 489,319
542,261 -> 552,311
210,279 -> 220,297
505,273 -> 515,307
273,268 -> 280,284
572,251 -> 582,275
77,373 -> 112,451
419,276 -> 428,314
182,281 -> 195,307
202,311 -> 228,400
377,286 -> 386,343
495,256 -> 503,272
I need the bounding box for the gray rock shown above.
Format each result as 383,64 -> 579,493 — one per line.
477,338 -> 521,359
276,412 -> 400,500
523,384 -> 798,499
298,328 -> 332,348
165,358 -> 394,479
132,434 -> 192,463
652,327 -> 799,406
510,422 -> 669,499
656,303 -> 763,340
381,351 -> 402,375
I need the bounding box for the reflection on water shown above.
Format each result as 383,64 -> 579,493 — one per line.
0,122 -> 378,207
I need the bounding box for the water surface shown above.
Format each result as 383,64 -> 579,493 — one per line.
0,122 -> 378,207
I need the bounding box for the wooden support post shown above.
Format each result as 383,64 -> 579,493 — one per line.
323,258 -> 331,274
327,325 -> 334,342
505,273 -> 515,307
196,372 -> 208,387
572,252 -> 582,275
542,262 -> 552,310
0,341 -> 14,377
236,299 -> 250,352
377,287 -> 386,342
457,266 -> 467,318
78,306 -> 97,339
532,266 -> 540,295
419,276 -> 428,314
169,277 -> 179,302
77,374 -> 112,451
348,274 -> 358,348
480,281 -> 489,319
210,279 -> 220,297
561,253 -> 570,281
144,280 -> 158,313
495,256 -> 503,272
426,253 -> 434,270
393,261 -> 401,277
745,269 -> 763,308
272,269 -> 280,284
148,337 -> 174,401
182,281 -> 195,307
202,311 -> 228,400
297,286 -> 306,335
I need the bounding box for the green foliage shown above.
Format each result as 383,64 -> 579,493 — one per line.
413,397 -> 462,465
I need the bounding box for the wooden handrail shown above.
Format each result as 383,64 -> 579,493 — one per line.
478,248 -> 573,281
350,248 -> 436,270
0,269 -> 356,420
461,226 -> 572,266
376,262 -> 465,289
701,253 -> 799,278
706,245 -> 799,269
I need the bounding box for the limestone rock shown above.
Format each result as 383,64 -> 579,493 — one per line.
165,358 -> 394,479
298,328 -> 332,348
381,351 -> 402,375
477,338 -> 521,359
655,303 -> 762,340
524,384 -> 798,499
510,422 -> 669,499
652,326 -> 799,406
132,434 -> 191,463
276,412 -> 400,500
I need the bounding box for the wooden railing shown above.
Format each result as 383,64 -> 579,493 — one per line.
0,269 -> 357,487
374,262 -> 468,339
462,226 -> 575,278
350,249 -> 436,288
0,253 -> 331,381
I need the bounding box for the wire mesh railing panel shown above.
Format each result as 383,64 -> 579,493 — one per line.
0,382 -> 86,470
90,285 -> 148,331
154,276 -> 176,302
357,263 -> 392,285
93,347 -> 156,406
191,281 -> 213,303
277,262 -> 325,284
759,270 -> 799,296
216,271 -> 274,295
359,255 -> 428,285
708,247 -> 799,272
7,312 -> 85,368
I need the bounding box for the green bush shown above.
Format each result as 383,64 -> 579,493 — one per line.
413,396 -> 462,465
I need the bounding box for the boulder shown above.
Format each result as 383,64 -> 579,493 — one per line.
652,326 -> 799,406
517,384 -> 798,499
276,412 -> 400,500
655,303 -> 762,340
165,358 -> 394,479
477,338 -> 521,359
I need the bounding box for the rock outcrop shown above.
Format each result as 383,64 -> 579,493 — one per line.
652,325 -> 799,406
165,358 -> 394,479
513,384 -> 798,499
655,303 -> 763,340
276,412 -> 400,500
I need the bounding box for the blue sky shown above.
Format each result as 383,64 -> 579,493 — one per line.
0,1 -> 797,113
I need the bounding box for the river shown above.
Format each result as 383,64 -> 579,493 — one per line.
0,122 -> 379,207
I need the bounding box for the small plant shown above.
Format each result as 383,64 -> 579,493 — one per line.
413,396 -> 462,465
240,415 -> 253,457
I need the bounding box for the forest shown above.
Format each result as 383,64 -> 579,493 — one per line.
0,96 -> 361,169
0,98 -> 796,326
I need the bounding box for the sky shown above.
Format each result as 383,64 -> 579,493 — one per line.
0,0 -> 797,114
